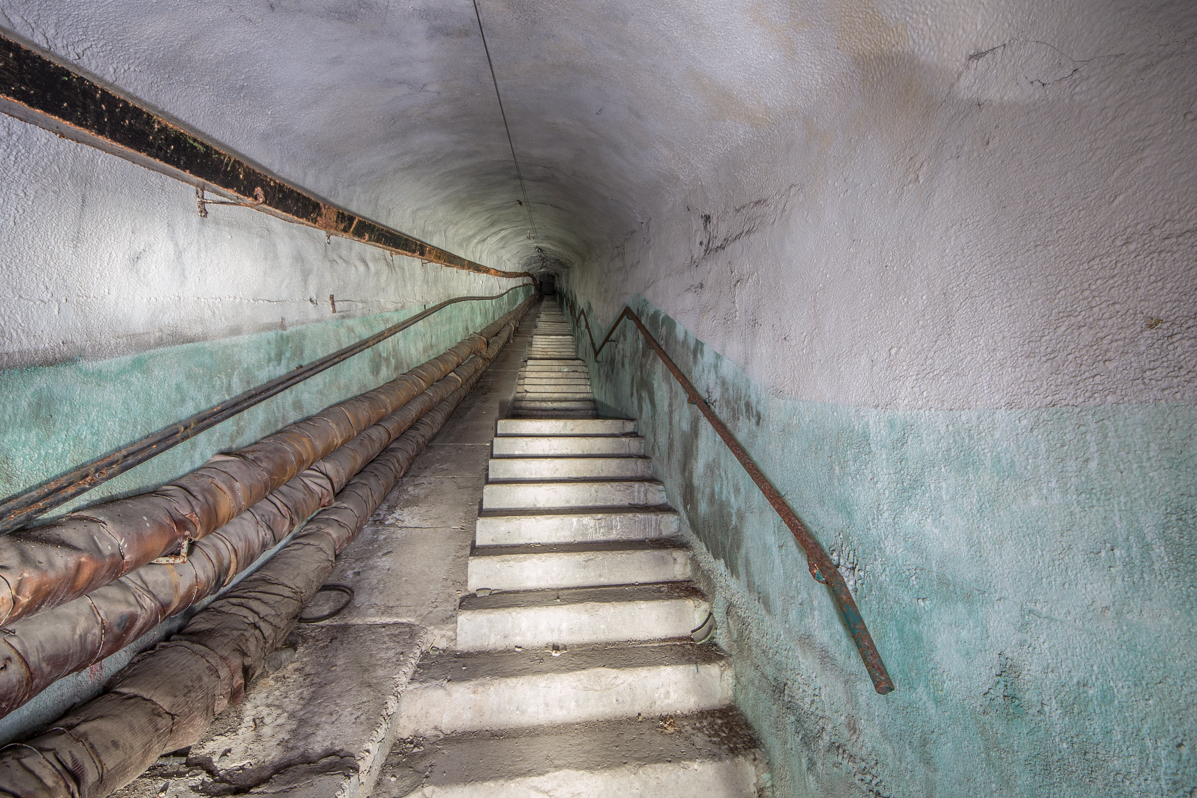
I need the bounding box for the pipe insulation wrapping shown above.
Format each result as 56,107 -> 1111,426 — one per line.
0,335 -> 506,717
0,297 -> 533,629
0,300 -> 529,797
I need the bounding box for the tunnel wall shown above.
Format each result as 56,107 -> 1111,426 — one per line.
0,113 -> 531,739
561,6 -> 1197,796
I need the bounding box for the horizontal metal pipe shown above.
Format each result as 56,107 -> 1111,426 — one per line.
0,31 -> 529,280
560,294 -> 894,695
0,284 -> 533,534
0,296 -> 534,629
0,311 -> 522,796
0,332 -> 514,718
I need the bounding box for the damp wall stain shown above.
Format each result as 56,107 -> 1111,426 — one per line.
568,290 -> 1197,798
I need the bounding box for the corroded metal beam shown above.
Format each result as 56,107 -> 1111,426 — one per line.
0,31 -> 528,279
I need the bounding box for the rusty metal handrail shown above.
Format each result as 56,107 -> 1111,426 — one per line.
0,284 -> 533,534
560,294 -> 894,695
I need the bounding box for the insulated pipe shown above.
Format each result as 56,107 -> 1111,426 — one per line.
0,297 -> 534,629
0,330 -> 514,718
0,322 -> 515,797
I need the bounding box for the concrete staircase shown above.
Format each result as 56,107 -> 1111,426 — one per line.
378,302 -> 770,798
509,304 -> 596,419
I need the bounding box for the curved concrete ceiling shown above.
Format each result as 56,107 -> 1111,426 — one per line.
0,0 -> 863,275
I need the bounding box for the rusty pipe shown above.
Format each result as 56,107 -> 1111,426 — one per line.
0,321 -> 514,797
0,327 -> 516,718
0,296 -> 534,630
0,32 -> 531,281
559,294 -> 894,695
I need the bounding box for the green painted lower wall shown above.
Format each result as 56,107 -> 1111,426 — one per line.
0,286 -> 531,742
564,291 -> 1197,798
0,287 -> 531,518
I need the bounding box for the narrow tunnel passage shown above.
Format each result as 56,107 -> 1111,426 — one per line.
0,1 -> 1195,796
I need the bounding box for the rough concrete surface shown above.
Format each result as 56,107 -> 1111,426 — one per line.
2,0 -> 1195,795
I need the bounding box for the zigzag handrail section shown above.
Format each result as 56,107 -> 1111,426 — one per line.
560,294 -> 895,695
0,31 -> 530,280
0,284 -> 534,534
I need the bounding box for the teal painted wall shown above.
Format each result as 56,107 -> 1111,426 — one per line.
0,287 -> 531,518
564,291 -> 1196,798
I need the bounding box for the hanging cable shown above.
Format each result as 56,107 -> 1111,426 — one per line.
472,0 -> 540,244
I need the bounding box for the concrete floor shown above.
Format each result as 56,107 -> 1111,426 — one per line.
113,302 -> 541,798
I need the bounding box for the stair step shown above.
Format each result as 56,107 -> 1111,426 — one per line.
516,383 -> 593,393
456,583 -> 710,651
380,709 -> 767,798
511,401 -> 597,412
493,436 -> 644,457
525,358 -> 585,365
468,540 -> 690,592
518,376 -> 592,384
509,409 -> 598,419
488,456 -> 652,481
475,508 -> 680,546
394,641 -> 730,736
496,418 -> 634,436
481,480 -> 667,510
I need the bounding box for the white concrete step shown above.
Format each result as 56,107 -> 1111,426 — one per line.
509,408 -> 598,420
496,418 -> 634,436
516,383 -> 593,393
394,641 -> 730,736
518,376 -> 592,384
380,710 -> 769,798
511,400 -> 597,412
520,365 -> 588,373
525,358 -> 585,365
493,436 -> 644,457
488,456 -> 652,481
467,541 -> 691,592
455,583 -> 709,651
475,508 -> 680,546
481,480 -> 667,510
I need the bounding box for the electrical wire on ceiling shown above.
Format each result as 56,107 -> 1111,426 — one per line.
472,0 -> 541,249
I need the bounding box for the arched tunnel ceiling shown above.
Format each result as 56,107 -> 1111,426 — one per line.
0,0 -> 856,275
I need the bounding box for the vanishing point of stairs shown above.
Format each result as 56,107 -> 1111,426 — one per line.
379,302 -> 771,797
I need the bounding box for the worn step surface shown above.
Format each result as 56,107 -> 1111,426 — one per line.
467,540 -> 691,591
378,709 -> 769,798
488,455 -> 653,481
475,508 -> 681,546
394,641 -> 731,737
456,583 -> 709,650
493,435 -> 644,457
496,418 -> 634,436
482,480 -> 668,510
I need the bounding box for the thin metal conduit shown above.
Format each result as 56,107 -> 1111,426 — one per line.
560,294 -> 895,695
0,284 -> 533,534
